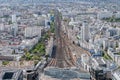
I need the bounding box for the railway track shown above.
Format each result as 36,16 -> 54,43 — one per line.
48,59 -> 57,67
61,32 -> 76,66
48,37 -> 75,68
62,20 -> 91,58
47,10 -> 76,68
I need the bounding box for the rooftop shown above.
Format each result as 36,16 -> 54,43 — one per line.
0,69 -> 23,80
43,67 -> 91,79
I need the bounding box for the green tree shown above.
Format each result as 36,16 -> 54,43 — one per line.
25,52 -> 33,60
8,20 -> 12,24
32,55 -> 41,60
2,61 -> 9,65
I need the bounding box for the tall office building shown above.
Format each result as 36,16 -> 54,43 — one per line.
12,14 -> 18,36
81,21 -> 89,42
12,14 -> 17,23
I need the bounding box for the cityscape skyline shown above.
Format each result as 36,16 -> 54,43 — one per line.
0,0 -> 120,80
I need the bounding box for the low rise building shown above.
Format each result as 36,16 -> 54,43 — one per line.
97,11 -> 113,19
90,57 -> 116,80
24,27 -> 41,39
107,48 -> 120,66
112,68 -> 120,80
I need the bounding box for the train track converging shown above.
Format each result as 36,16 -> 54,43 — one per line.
47,10 -> 76,68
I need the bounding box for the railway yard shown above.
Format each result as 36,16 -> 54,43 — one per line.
47,10 -> 76,68
47,10 -> 91,68
40,10 -> 91,80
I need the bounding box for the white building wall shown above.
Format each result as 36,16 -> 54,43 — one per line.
25,27 -> 41,38
113,73 -> 120,80
97,12 -> 113,19
81,21 -> 89,42
12,14 -> 17,23
103,40 -> 108,50
12,14 -> 18,36
0,24 -> 4,31
115,12 -> 120,18
119,42 -> 120,49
